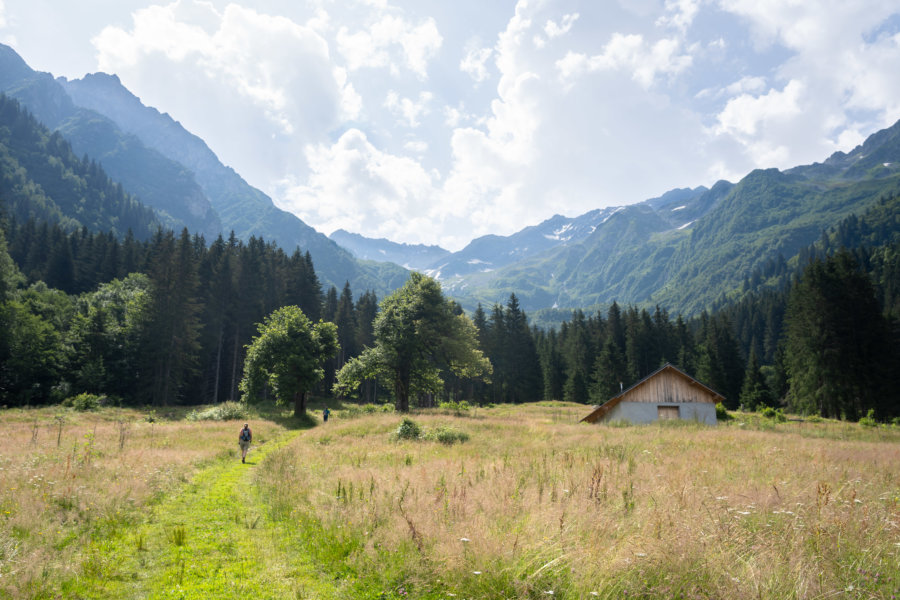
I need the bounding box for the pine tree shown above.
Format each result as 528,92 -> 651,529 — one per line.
784,251 -> 892,419
503,294 -> 542,403
738,349 -> 773,410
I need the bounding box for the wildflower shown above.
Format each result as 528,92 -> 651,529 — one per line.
472,571 -> 481,575
459,537 -> 470,543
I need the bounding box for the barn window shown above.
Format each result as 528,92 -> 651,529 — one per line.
657,406 -> 680,420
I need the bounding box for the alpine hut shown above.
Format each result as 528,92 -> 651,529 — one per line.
581,363 -> 723,425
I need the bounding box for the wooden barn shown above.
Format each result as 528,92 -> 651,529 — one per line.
580,363 -> 723,425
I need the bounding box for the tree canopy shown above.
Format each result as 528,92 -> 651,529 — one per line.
785,251 -> 891,419
334,272 -> 491,412
239,305 -> 338,416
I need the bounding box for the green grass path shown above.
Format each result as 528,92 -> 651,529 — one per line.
69,431 -> 337,599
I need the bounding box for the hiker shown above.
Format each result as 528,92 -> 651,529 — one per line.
323,407 -> 330,422
238,423 -> 252,463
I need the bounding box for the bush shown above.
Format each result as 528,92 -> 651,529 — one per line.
715,402 -> 731,421
438,400 -> 472,415
62,393 -> 105,411
859,408 -> 877,428
760,406 -> 787,422
395,418 -> 422,440
424,425 -> 470,445
343,403 -> 395,419
186,401 -> 249,421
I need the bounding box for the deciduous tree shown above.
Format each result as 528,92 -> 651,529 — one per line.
334,272 -> 491,412
240,305 -> 338,417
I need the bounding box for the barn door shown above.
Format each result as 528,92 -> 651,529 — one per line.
657,405 -> 680,420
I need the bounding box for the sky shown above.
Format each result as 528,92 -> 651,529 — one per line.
2,1 -> 900,251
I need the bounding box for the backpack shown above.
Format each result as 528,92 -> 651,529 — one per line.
240,428 -> 251,441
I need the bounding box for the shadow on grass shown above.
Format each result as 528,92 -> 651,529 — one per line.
254,404 -> 318,431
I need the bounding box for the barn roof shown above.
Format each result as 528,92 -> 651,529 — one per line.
580,363 -> 725,424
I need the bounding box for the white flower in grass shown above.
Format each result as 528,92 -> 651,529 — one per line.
459,537 -> 470,542
472,571 -> 481,575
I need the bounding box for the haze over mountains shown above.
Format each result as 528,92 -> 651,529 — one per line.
2,41 -> 900,318
0,44 -> 408,296
332,129 -> 900,316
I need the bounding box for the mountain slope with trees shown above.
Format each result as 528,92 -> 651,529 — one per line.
0,44 -> 408,296
0,94 -> 158,240
0,45 -> 221,239
59,70 -> 408,295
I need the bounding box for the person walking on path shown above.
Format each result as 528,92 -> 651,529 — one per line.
238,423 -> 252,463
323,407 -> 330,423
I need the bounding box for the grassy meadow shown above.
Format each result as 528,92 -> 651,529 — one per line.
1,402 -> 898,599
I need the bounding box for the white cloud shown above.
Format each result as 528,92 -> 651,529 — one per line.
91,2 -> 356,190
384,90 -> 433,127
460,45 -> 492,82
336,14 -> 442,78
711,1 -> 900,168
556,33 -> 692,89
715,80 -> 803,138
403,139 -> 428,153
696,75 -> 767,100
544,13 -> 579,38
657,0 -> 700,32
278,129 -> 440,244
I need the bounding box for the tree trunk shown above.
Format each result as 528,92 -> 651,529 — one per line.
230,325 -> 240,401
213,325 -> 223,403
293,390 -> 306,417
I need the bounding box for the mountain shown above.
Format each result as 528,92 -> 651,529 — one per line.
0,45 -> 220,239
329,229 -> 449,270
435,122 -> 900,316
0,94 -> 159,239
57,71 -> 408,294
0,44 -> 408,295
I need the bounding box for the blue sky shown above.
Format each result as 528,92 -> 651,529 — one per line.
2,0 -> 900,250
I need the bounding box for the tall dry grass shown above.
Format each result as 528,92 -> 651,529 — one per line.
0,406 -> 282,598
257,403 -> 900,599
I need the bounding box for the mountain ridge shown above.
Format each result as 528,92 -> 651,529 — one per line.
0,44 -> 408,295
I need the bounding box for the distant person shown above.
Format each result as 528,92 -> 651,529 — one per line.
323,407 -> 330,422
238,423 -> 252,463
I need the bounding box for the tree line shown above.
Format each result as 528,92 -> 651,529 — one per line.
0,218 -> 333,406
2,208 -> 898,421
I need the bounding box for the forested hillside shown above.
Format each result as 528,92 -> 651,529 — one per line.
0,44 -> 409,296
0,95 -> 158,239
0,218 -> 332,406
440,122 -> 900,316
2,190 -> 898,420
0,46 -> 221,238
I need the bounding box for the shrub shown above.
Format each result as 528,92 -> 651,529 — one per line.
438,400 -> 472,415
343,403 -> 395,419
186,401 -> 249,421
62,393 -> 104,411
859,408 -> 877,428
715,402 -> 731,421
424,425 -> 470,445
761,406 -> 787,422
395,418 -> 422,440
